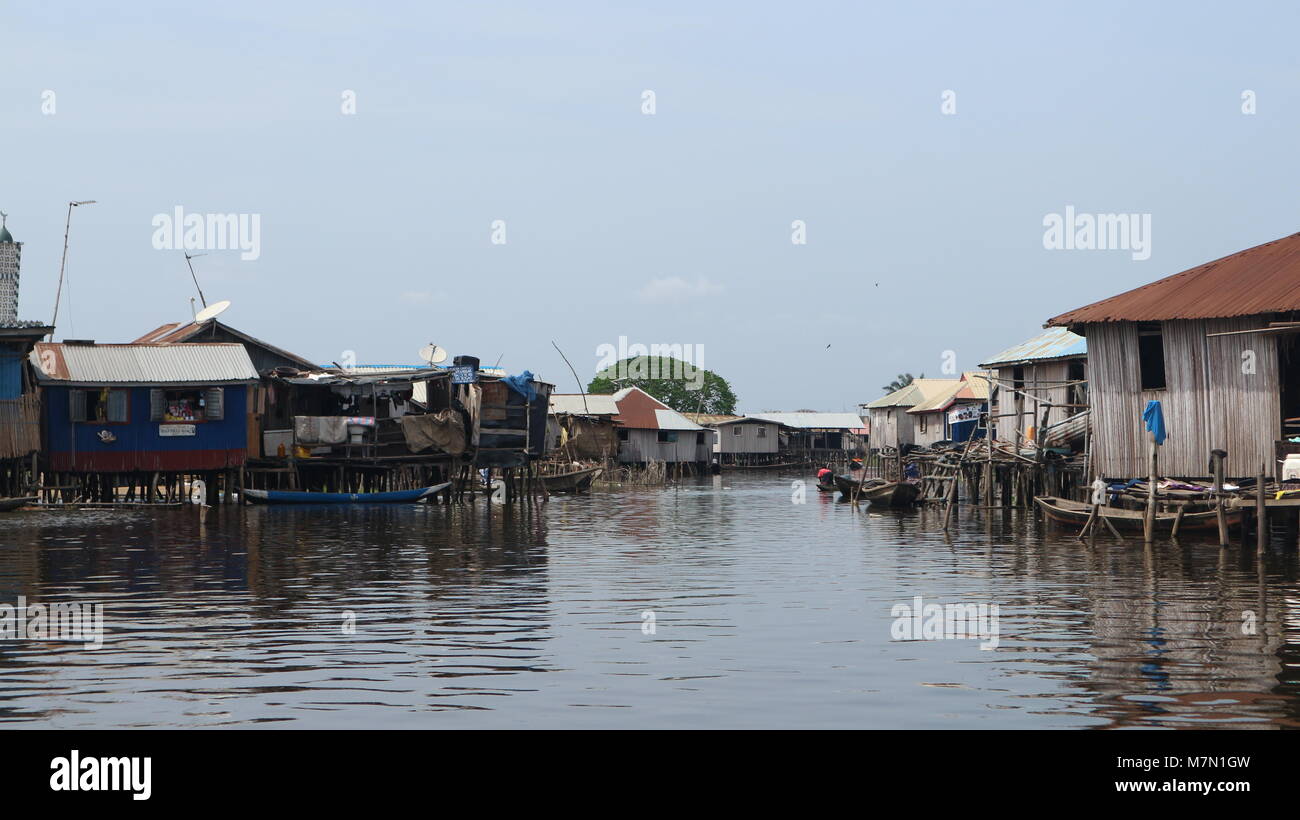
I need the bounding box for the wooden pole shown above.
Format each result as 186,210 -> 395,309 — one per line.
1143,431 -> 1157,544
1211,449 -> 1228,547
1256,462 -> 1267,556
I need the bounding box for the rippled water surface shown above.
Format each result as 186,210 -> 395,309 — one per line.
3,473 -> 1299,728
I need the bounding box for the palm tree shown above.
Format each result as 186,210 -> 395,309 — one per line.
882,372 -> 922,393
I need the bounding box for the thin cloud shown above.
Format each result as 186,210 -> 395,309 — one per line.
637,277 -> 723,305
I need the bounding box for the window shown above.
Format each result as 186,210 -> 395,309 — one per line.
757,426 -> 766,438
733,426 -> 743,436
920,415 -> 928,433
657,430 -> 678,443
69,388 -> 129,423
617,428 -> 629,441
1137,322 -> 1166,390
1012,366 -> 1025,391
696,432 -> 704,444
1068,358 -> 1087,408
150,387 -> 224,422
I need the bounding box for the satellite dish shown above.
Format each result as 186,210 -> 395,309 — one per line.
195,299 -> 231,323
419,344 -> 448,365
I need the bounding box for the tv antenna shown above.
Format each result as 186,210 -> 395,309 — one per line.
184,252 -> 208,308
49,200 -> 96,339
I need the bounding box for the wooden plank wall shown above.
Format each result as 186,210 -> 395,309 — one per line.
868,407 -> 897,449
992,361 -> 1074,443
0,393 -> 40,459
1087,318 -> 1279,479
715,422 -> 779,455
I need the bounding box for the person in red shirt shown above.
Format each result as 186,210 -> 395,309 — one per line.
817,466 -> 833,485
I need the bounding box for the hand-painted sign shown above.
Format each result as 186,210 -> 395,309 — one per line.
451,365 -> 478,384
160,424 -> 196,437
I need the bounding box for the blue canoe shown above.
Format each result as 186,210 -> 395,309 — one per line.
242,482 -> 451,504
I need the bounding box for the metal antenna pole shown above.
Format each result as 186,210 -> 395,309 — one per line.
184,252 -> 208,308
49,200 -> 95,339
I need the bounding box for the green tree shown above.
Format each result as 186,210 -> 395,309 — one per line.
882,372 -> 922,393
588,356 -> 737,415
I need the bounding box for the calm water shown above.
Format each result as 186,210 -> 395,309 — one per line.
2,472 -> 1299,729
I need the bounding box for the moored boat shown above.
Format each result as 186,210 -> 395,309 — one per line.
242,482 -> 450,505
541,466 -> 602,494
0,497 -> 38,512
832,475 -> 920,506
1034,495 -> 1241,533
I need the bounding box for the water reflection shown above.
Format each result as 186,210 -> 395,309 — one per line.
0,474 -> 1298,728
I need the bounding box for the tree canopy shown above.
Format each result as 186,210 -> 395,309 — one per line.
588,356 -> 737,415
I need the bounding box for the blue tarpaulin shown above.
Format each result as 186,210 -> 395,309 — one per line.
1143,400 -> 1167,445
502,370 -> 537,401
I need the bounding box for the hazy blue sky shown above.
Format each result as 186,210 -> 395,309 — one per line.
4,1 -> 1299,410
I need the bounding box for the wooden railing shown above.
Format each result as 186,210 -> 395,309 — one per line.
0,393 -> 40,459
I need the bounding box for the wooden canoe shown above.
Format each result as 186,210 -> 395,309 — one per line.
1034,495 -> 1243,533
0,497 -> 37,512
833,475 -> 919,506
242,482 -> 450,504
541,466 -> 602,494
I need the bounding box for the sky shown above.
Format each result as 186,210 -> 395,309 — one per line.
3,1 -> 1300,412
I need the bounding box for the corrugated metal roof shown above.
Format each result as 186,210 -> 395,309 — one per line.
862,378 -> 960,409
550,393 -> 620,415
32,343 -> 258,384
683,413 -> 749,426
653,408 -> 704,431
611,387 -> 703,430
747,411 -> 866,430
132,319 -> 319,369
979,327 -> 1086,367
1047,231 -> 1300,326
907,372 -> 991,413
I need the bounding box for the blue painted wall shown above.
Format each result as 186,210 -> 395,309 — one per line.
44,385 -> 248,471
0,348 -> 22,399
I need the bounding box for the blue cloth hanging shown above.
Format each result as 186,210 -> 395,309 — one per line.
502,370 -> 537,401
1143,400 -> 1166,445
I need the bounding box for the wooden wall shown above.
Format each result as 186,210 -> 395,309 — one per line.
618,428 -> 711,463
911,411 -> 946,447
990,361 -> 1077,444
0,393 -> 40,459
868,407 -> 912,449
1086,317 -> 1279,479
714,422 -> 779,454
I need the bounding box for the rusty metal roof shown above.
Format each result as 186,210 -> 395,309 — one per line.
1046,232 -> 1300,326
611,387 -> 702,431
979,327 -> 1087,367
132,319 -> 318,369
31,342 -> 259,385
